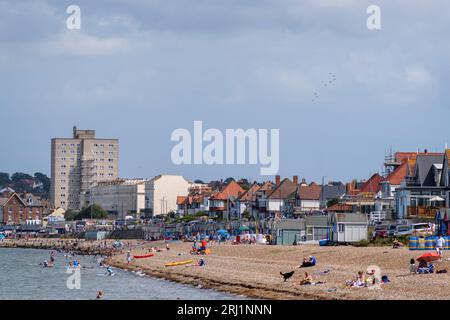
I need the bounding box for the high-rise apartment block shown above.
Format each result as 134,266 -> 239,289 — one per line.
50,126 -> 119,210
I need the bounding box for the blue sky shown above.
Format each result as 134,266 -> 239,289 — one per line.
1,0 -> 449,183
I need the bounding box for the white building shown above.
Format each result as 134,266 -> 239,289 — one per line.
91,179 -> 147,219
145,175 -> 191,216
328,213 -> 368,243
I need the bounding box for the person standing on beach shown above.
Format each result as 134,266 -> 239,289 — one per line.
436,235 -> 445,259
127,250 -> 132,264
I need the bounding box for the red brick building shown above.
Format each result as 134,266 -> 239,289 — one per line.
0,193 -> 44,225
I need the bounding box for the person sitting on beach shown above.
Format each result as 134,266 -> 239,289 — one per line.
197,258 -> 206,267
299,256 -> 316,268
351,271 -> 366,287
436,267 -> 448,274
417,260 -> 429,274
392,238 -> 403,249
191,241 -> 199,254
409,258 -> 417,274
300,272 -> 313,285
201,239 -> 207,251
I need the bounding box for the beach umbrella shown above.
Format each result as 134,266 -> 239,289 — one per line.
417,252 -> 440,262
217,229 -> 228,234
238,226 -> 250,232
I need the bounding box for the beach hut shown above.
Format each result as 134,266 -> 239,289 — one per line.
305,215 -> 330,241
274,219 -> 305,245
436,208 -> 450,236
328,213 -> 368,243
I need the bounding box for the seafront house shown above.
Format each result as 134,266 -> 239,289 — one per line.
296,180 -> 322,213
0,192 -> 44,225
176,193 -> 210,217
340,174 -> 383,216
265,176 -> 298,218
208,180 -> 245,220
145,175 -> 191,217
251,181 -> 274,219
319,181 -> 346,208
21,193 -> 47,224
235,183 -> 261,219
396,152 -> 446,219
439,149 -> 450,207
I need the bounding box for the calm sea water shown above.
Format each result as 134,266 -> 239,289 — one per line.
0,248 -> 243,300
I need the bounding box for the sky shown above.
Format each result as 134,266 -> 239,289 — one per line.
1,0 -> 449,183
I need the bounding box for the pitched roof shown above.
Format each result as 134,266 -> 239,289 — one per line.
0,193 -> 27,207
415,154 -> 444,186
445,149 -> 450,168
321,182 -> 346,200
384,161 -> 408,185
237,184 -> 261,201
305,215 -> 328,227
209,181 -> 245,200
359,173 -> 382,194
177,196 -> 187,205
298,184 -> 322,200
266,178 -> 298,200
259,181 -> 274,192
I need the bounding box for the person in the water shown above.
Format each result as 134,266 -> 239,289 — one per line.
106,266 -> 114,276
96,291 -> 103,299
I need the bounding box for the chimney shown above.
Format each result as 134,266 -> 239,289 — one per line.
275,175 -> 280,185
301,178 -> 307,186
293,176 -> 298,185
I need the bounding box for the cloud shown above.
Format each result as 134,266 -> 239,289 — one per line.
404,66 -> 433,86
37,31 -> 129,56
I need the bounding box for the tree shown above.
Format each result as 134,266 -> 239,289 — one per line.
77,204 -> 108,220
0,172 -> 10,187
64,209 -> 78,221
11,172 -> 33,182
224,177 -> 235,184
10,172 -> 34,193
194,179 -> 205,184
34,172 -> 51,193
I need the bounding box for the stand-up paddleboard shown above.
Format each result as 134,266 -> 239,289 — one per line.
133,253 -> 155,259
96,273 -> 116,277
165,260 -> 193,267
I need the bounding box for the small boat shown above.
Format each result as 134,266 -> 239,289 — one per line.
165,259 -> 193,267
133,253 -> 155,259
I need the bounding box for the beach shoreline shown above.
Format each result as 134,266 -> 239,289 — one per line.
3,238 -> 450,300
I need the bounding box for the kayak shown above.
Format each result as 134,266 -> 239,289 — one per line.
165,260 -> 193,267
133,253 -> 155,259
